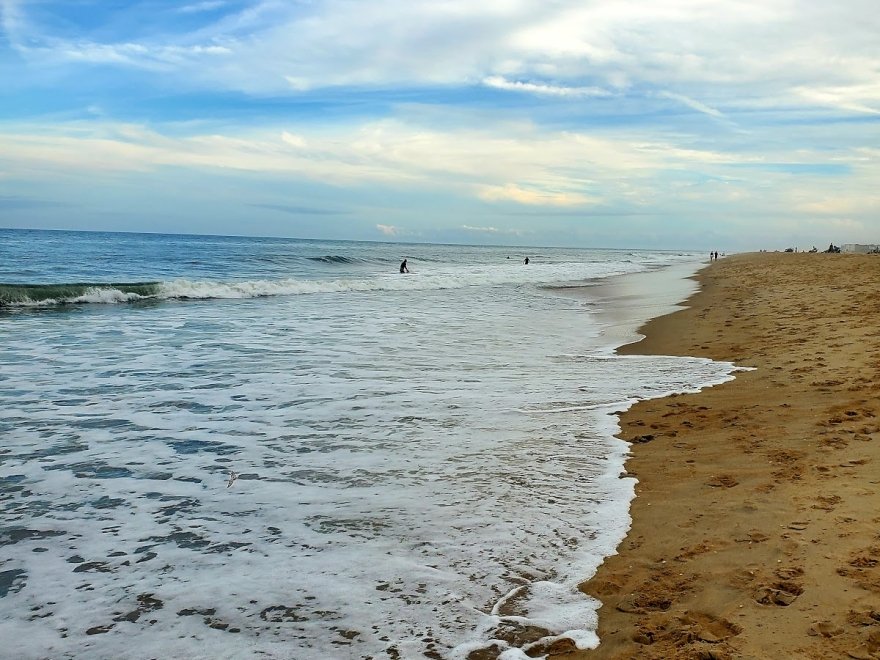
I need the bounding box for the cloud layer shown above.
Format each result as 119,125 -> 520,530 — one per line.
1,0 -> 878,248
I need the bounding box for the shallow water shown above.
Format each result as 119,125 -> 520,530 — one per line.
0,230 -> 736,658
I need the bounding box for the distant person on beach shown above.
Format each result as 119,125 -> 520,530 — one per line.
400,259 -> 409,273
524,257 -> 530,265
714,251 -> 719,260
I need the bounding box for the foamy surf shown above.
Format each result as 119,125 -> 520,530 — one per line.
1,260 -> 642,307
0,230 -> 737,658
0,282 -> 160,306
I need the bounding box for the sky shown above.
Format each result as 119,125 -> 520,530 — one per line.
0,0 -> 878,250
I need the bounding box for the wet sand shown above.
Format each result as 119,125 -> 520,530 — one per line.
566,252 -> 880,659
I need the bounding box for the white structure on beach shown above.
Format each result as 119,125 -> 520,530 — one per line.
842,244 -> 880,254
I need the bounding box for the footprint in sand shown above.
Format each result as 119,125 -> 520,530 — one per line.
754,568 -> 804,606
754,581 -> 803,606
808,620 -> 843,638
678,611 -> 742,643
705,474 -> 738,488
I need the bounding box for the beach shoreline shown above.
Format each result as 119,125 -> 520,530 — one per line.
563,252 -> 880,659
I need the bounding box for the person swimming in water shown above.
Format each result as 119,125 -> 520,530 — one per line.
523,257 -> 530,265
400,259 -> 409,273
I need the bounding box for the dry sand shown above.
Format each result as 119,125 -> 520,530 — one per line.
563,252 -> 880,660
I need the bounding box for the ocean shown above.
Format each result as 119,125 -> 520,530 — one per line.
0,229 -> 737,659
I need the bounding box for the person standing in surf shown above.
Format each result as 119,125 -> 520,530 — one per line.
400,259 -> 409,273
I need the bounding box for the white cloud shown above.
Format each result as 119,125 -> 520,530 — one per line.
284,76 -> 311,92
477,183 -> 595,207
0,118 -> 651,222
4,0 -> 878,119
482,76 -> 611,98
657,91 -> 724,119
461,225 -> 523,236
793,83 -> 880,115
4,0 -> 880,247
60,42 -> 232,68
0,0 -> 25,43
4,112 -> 880,248
2,114 -> 869,219
281,131 -> 307,148
796,196 -> 880,217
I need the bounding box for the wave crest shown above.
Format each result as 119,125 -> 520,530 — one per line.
0,283 -> 160,307
2,261 -> 646,307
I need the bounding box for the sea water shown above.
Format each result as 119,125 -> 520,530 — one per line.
0,230 -> 737,659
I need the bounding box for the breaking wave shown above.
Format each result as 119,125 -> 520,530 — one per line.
1,260 -> 641,307
0,282 -> 161,307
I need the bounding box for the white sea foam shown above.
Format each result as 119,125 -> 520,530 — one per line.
154,260 -> 642,299
0,253 -> 739,659
6,259 -> 651,307
72,287 -> 146,304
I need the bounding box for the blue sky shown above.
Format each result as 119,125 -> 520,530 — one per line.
1,0 -> 878,250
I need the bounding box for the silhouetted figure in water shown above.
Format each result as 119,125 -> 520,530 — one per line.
524,257 -> 530,265
400,259 -> 409,273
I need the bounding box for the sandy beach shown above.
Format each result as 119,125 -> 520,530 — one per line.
566,252 -> 880,659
